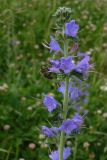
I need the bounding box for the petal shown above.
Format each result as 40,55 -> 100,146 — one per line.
49,36 -> 61,52
65,20 -> 79,37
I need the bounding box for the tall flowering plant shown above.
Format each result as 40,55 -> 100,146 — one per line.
41,7 -> 93,160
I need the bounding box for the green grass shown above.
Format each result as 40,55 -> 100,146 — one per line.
0,0 -> 107,159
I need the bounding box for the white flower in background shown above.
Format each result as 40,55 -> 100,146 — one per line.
40,143 -> 48,148
3,124 -> 11,131
83,142 -> 90,149
0,83 -> 8,92
103,112 -> 107,118
97,110 -> 102,114
100,82 -> 107,91
39,134 -> 45,140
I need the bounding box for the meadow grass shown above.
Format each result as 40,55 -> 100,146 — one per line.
0,0 -> 107,159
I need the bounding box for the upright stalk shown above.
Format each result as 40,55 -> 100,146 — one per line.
59,41 -> 69,160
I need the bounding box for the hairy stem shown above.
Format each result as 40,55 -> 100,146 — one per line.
59,77 -> 69,160
59,41 -> 69,160
59,131 -> 65,160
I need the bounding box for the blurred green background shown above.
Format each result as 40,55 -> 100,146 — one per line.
0,0 -> 107,159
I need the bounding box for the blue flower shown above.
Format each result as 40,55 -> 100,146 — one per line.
42,126 -> 59,137
49,150 -> 59,160
60,56 -> 75,74
58,82 -> 82,101
60,113 -> 83,135
75,55 -> 90,74
63,147 -> 71,160
65,20 -> 79,37
49,59 -> 60,73
42,126 -> 55,137
43,95 -> 58,112
60,119 -> 74,135
72,113 -> 83,127
58,82 -> 65,94
49,36 -> 61,52
77,52 -> 85,58
58,82 -> 72,95
49,147 -> 71,160
49,56 -> 76,74
70,87 -> 82,101
51,127 -> 59,134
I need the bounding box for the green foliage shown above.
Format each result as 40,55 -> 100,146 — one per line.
0,0 -> 107,159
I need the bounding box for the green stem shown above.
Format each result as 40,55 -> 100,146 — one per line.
59,40 -> 69,160
59,131 -> 65,160
63,77 -> 69,119
59,77 -> 69,160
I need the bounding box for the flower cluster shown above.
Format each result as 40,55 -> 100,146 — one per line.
49,147 -> 71,160
58,78 -> 89,105
43,95 -> 58,112
41,8 -> 93,160
49,38 -> 91,78
59,113 -> 83,135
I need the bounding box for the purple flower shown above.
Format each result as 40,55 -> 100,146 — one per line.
49,147 -> 71,160
83,98 -> 88,104
77,52 -> 85,58
60,56 -> 75,74
58,82 -> 65,94
42,126 -> 59,137
75,55 -> 90,74
49,36 -> 61,52
65,20 -> 79,37
60,119 -> 74,135
42,126 -> 55,137
70,87 -> 82,101
63,147 -> 71,160
51,127 -> 59,134
58,82 -> 72,95
49,150 -> 59,160
43,95 -> 58,112
49,59 -> 60,73
58,82 -> 82,101
72,113 -> 83,127
75,105 -> 81,111
60,113 -> 83,135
